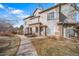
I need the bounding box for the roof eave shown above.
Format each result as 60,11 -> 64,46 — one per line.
24,16 -> 34,20
39,3 -> 67,14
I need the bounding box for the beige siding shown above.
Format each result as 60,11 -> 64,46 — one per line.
27,17 -> 39,25
39,7 -> 59,36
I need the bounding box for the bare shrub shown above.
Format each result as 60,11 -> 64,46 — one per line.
47,36 -> 57,40
0,32 -> 13,36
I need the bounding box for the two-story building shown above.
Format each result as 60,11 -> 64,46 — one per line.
24,3 -> 79,38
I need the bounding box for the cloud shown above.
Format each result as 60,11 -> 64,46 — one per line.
17,14 -> 29,19
10,9 -> 24,14
8,7 -> 15,10
0,5 -> 25,28
0,4 -> 5,9
0,5 -> 29,27
0,4 -> 29,19
9,8 -> 29,19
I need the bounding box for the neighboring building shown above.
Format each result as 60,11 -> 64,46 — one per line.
24,3 -> 79,38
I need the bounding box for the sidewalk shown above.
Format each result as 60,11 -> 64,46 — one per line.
16,35 -> 37,56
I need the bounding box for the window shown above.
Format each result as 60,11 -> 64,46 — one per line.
27,27 -> 29,33
36,27 -> 38,33
47,12 -> 54,20
30,28 -> 32,33
76,13 -> 79,22
40,27 -> 43,31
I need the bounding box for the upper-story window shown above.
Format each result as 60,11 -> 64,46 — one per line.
47,12 -> 54,20
76,12 -> 79,22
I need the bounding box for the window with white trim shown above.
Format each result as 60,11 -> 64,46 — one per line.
47,12 -> 54,20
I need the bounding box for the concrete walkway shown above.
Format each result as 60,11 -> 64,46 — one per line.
16,35 -> 37,56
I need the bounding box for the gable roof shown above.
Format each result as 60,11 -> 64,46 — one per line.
39,3 -> 66,13
24,8 -> 42,20
24,16 -> 34,20
24,3 -> 77,20
33,8 -> 43,15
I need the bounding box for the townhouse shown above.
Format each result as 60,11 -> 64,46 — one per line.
24,3 -> 79,38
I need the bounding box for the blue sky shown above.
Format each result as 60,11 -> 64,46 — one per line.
2,3 -> 55,15
0,3 -> 56,27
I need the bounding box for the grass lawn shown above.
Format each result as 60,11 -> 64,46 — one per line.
0,36 -> 21,56
31,36 -> 79,56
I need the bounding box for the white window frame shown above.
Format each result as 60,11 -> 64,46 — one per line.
47,12 -> 54,20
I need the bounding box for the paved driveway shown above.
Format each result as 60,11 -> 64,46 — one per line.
16,35 -> 37,56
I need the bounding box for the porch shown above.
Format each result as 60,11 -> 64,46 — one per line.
25,23 -> 47,37
57,22 -> 77,38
